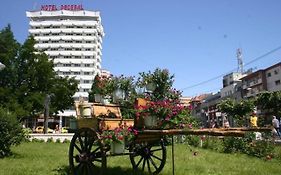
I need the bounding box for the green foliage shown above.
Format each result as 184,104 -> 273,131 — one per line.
137,68 -> 176,101
256,91 -> 281,117
62,139 -> 70,144
185,135 -> 201,147
22,128 -> 32,141
55,138 -> 61,143
218,98 -> 255,126
46,138 -> 53,143
0,26 -> 78,118
222,132 -> 275,158
0,108 -> 24,158
202,136 -> 223,152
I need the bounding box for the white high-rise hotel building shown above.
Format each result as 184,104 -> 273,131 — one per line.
26,4 -> 104,101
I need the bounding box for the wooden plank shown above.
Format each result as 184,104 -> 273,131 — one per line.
137,127 -> 272,137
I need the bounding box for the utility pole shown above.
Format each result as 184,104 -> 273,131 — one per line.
44,94 -> 51,134
237,48 -> 244,73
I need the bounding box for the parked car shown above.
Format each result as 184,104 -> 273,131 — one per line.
35,126 -> 54,133
61,127 -> 69,133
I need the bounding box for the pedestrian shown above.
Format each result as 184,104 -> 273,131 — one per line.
272,116 -> 281,138
55,124 -> 60,134
250,112 -> 258,127
223,116 -> 230,128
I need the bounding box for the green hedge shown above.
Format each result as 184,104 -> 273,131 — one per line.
0,108 -> 24,157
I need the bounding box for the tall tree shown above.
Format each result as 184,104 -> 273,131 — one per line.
0,26 -> 78,119
256,91 -> 281,117
218,98 -> 255,127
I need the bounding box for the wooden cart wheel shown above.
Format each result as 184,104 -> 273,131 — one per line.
69,128 -> 106,175
129,139 -> 166,175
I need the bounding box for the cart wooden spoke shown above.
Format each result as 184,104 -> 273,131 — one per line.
130,139 -> 166,175
69,128 -> 106,175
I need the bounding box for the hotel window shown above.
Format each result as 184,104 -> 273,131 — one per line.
85,48 -> 91,51
74,72 -> 80,75
85,56 -> 91,59
84,72 -> 90,75
84,80 -> 90,84
74,64 -> 80,67
267,72 -> 271,77
274,70 -> 279,75
75,56 -> 81,59
86,41 -> 91,43
75,48 -> 82,51
84,64 -> 90,67
275,80 -> 281,85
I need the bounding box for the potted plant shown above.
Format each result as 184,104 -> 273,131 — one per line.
101,124 -> 137,154
111,75 -> 135,102
135,98 -> 193,129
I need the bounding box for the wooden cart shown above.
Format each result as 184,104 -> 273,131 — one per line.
69,101 -> 271,175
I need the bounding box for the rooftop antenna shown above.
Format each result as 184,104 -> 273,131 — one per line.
237,48 -> 244,73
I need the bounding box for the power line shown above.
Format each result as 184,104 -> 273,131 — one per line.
180,45 -> 281,91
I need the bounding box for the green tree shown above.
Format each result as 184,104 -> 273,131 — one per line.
0,26 -> 78,118
256,91 -> 281,117
218,98 -> 255,127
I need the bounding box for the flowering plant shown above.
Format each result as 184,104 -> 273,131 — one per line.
101,124 -> 138,144
136,98 -> 194,129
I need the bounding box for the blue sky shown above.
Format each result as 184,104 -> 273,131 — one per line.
1,0 -> 281,96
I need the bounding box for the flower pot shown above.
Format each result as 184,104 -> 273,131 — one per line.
102,98 -> 110,105
113,89 -> 125,102
94,94 -> 102,103
82,105 -> 91,118
110,141 -> 125,154
144,116 -> 158,129
146,83 -> 156,92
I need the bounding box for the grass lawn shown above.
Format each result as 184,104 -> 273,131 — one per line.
0,142 -> 280,175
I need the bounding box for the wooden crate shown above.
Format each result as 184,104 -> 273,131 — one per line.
134,98 -> 148,129
98,118 -> 134,130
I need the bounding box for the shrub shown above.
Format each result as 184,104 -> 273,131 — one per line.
62,139 -> 70,144
202,136 -> 223,152
46,137 -> 53,143
55,138 -> 61,143
0,108 -> 24,158
222,132 -> 275,159
185,135 -> 200,147
32,138 -> 44,143
22,128 -> 32,141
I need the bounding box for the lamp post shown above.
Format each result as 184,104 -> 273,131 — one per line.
44,94 -> 51,134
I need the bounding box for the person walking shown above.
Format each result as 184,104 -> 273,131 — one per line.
250,112 -> 258,127
272,116 -> 281,138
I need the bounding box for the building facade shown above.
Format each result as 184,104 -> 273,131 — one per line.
26,5 -> 104,101
241,62 -> 281,98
